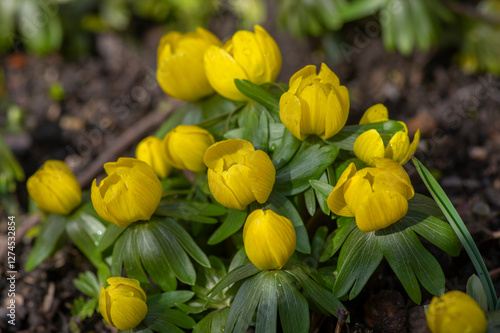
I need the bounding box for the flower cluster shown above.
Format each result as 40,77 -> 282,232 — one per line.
24,24 -> 490,333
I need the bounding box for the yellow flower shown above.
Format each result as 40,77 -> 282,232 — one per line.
426,290 -> 487,333
243,209 -> 296,270
163,125 -> 215,172
91,158 -> 162,227
99,277 -> 147,331
27,160 -> 81,215
327,158 -> 414,232
135,136 -> 172,178
359,103 -> 389,124
157,27 -> 221,102
204,139 -> 275,210
353,128 -> 420,166
204,25 -> 282,101
279,63 -> 350,140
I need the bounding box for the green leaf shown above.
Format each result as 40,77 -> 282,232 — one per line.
337,0 -> 386,21
73,271 -> 100,298
147,291 -> 195,310
320,217 -> 356,262
408,193 -> 445,219
193,308 -> 230,333
225,272 -> 266,333
312,172 -> 332,215
208,209 -> 247,245
207,262 -> 261,300
193,256 -> 228,302
268,123 -> 286,152
413,157 -> 498,310
276,272 -> 309,333
333,226 -> 383,300
234,79 -> 280,115
97,223 -> 125,252
25,214 -> 67,271
163,219 -> 210,267
123,228 -> 152,288
256,271 -> 278,333
271,127 -> 301,170
155,202 -> 227,224
285,263 -> 344,316
376,223 -> 445,304
467,275 -> 489,313
262,191 -> 310,254
274,142 -> 338,195
304,187 -> 317,216
145,308 -> 195,330
405,210 -> 461,256
326,120 -> 405,150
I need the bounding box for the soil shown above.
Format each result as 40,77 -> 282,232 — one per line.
1,7 -> 500,333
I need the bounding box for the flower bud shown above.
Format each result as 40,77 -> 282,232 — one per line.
204,25 -> 282,101
163,125 -> 215,172
27,160 -> 81,215
358,103 -> 389,124
99,277 -> 147,331
91,158 -> 162,227
426,290 -> 487,333
204,139 -> 275,210
243,209 -> 296,270
135,136 -> 172,178
328,158 -> 414,232
157,27 -> 221,101
354,128 -> 420,166
279,63 -> 350,140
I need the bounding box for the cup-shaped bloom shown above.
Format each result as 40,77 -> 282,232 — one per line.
27,160 -> 81,215
354,128 -> 420,166
243,209 -> 296,270
204,25 -> 282,101
204,139 -> 275,210
91,158 -> 162,227
157,27 -> 222,101
426,290 -> 487,333
163,125 -> 215,172
135,136 -> 172,178
279,63 -> 350,140
327,158 -> 414,232
358,103 -> 389,124
99,277 -> 147,331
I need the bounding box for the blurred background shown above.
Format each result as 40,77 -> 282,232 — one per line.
1,0 -> 500,331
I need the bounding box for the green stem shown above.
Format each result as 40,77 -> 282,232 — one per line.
412,157 -> 497,311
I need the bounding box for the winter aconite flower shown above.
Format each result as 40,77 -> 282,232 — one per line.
279,63 -> 349,140
91,158 -> 162,228
204,139 -> 275,210
243,209 -> 296,270
27,160 -> 81,215
99,277 -> 147,331
327,158 -> 414,232
204,25 -> 282,101
163,125 -> 215,172
426,290 -> 487,333
135,136 -> 172,178
157,27 -> 221,101
354,128 -> 420,166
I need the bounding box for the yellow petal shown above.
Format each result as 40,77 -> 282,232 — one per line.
327,163 -> 357,216
298,84 -> 328,138
426,290 -> 487,333
317,63 -> 340,86
279,87 -> 306,140
243,209 -> 296,270
247,150 -> 276,203
290,65 -> 317,93
343,169 -> 376,215
385,130 -> 410,164
223,164 -> 255,208
109,295 -> 148,331
354,190 -> 408,232
372,158 -> 414,199
207,168 -> 246,210
135,136 -> 172,178
232,30 -> 266,83
91,178 -> 119,225
99,286 -> 112,327
353,129 -> 385,166
204,45 -> 249,101
203,139 -> 255,170
322,86 -> 349,139
254,25 -> 282,82
359,104 -> 389,124
402,129 -> 420,165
